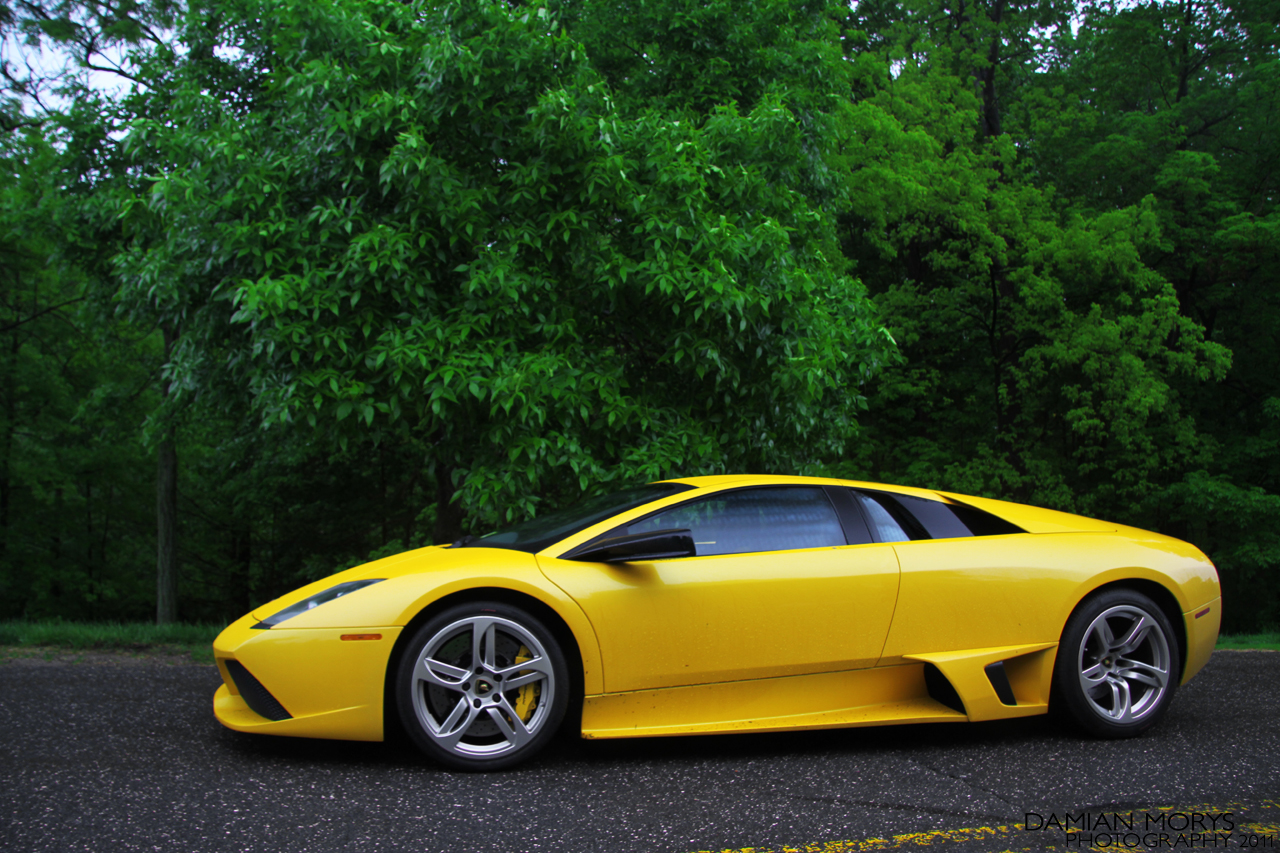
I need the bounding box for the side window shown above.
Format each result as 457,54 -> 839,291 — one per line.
626,487 -> 845,556
856,490 -> 1024,540
854,492 -> 912,542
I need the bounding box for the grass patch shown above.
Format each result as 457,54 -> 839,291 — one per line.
0,619 -> 220,662
1216,631 -> 1280,651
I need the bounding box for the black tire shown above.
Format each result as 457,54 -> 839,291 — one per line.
1053,588 -> 1181,738
396,601 -> 569,771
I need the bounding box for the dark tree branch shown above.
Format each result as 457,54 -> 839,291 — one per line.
0,297 -> 85,334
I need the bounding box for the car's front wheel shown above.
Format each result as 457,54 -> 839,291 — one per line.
1053,588 -> 1180,738
396,601 -> 568,770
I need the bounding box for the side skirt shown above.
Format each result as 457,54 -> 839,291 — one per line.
581,642 -> 1059,739
581,664 -> 964,739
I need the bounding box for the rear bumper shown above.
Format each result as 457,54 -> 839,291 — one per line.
1182,596 -> 1221,685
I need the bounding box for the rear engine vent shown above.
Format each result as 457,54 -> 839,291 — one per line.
225,660 -> 292,721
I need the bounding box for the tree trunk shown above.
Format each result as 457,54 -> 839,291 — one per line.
978,0 -> 1006,141
230,521 -> 252,614
156,325 -> 179,624
0,332 -> 15,565
432,461 -> 465,545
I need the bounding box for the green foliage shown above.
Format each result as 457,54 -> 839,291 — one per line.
0,127 -> 157,620
1151,472 -> 1280,632
115,0 -> 892,528
830,0 -> 1279,631
1,0 -> 1278,631
835,44 -> 1227,508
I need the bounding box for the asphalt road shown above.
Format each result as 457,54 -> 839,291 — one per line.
1,649 -> 1276,853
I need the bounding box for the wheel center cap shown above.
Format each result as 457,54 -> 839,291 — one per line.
476,680 -> 493,695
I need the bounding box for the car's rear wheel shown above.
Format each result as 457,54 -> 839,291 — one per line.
396,601 -> 568,771
1053,588 -> 1180,738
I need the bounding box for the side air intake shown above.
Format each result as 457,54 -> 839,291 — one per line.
984,661 -> 1018,706
923,663 -> 966,715
225,660 -> 292,721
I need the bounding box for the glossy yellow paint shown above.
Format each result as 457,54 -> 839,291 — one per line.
234,545 -> 605,695
1183,596 -> 1221,684
211,473 -> 1221,747
904,643 -> 1056,722
213,686 -> 388,741
581,663 -> 965,738
211,547 -> 609,741
538,542 -> 900,693
213,612 -> 402,740
879,530 -> 1220,668
937,490 -> 1124,534
1001,644 -> 1058,706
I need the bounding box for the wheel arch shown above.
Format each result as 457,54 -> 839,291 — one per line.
382,586 -> 587,742
1064,577 -> 1188,680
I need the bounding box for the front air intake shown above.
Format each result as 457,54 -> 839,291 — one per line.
225,660 -> 292,721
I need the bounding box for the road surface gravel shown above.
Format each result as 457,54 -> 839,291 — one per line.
1,648 -> 1276,852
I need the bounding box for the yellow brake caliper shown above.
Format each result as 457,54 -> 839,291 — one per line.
512,645 -> 540,722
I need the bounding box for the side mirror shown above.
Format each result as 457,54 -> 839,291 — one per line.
567,529 -> 696,563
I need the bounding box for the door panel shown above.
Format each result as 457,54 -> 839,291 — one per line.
878,535 -> 1075,665
538,544 -> 901,693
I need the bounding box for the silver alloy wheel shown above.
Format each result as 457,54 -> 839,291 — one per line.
1076,604 -> 1171,724
409,615 -> 557,759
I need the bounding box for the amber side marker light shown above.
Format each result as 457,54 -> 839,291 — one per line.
340,634 -> 383,641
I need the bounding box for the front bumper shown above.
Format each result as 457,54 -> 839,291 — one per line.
213,612 -> 402,742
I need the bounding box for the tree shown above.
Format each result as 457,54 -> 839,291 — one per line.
833,0 -> 1278,630
112,0 -> 894,538
2,0 -> 201,622
832,3 -> 1232,510
1019,0 -> 1280,630
0,125 -> 158,620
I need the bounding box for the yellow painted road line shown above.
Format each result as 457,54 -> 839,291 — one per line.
691,800 -> 1279,853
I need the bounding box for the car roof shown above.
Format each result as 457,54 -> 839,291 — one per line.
660,474 -> 952,503
656,474 -> 1124,535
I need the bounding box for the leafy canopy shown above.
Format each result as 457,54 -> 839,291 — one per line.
115,0 -> 893,524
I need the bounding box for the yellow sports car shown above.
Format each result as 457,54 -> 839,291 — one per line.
212,475 -> 1221,770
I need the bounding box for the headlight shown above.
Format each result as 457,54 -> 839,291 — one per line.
252,579 -> 385,629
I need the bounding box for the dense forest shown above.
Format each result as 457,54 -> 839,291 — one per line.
0,0 -> 1276,631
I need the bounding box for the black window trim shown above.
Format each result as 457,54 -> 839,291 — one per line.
821,485 -> 874,545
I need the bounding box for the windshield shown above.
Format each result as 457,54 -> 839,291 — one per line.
466,482 -> 696,553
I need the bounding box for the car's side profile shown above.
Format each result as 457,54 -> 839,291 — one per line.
212,475 -> 1222,770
